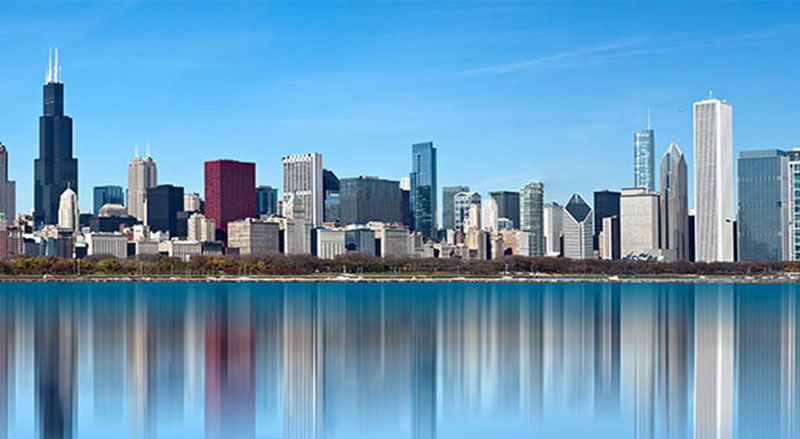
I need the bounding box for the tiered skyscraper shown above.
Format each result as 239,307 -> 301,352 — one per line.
127,150 -> 157,221
34,50 -> 78,226
410,142 -> 437,238
0,142 -> 16,220
694,96 -> 734,262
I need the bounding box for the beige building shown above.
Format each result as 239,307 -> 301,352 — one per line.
227,218 -> 280,255
367,222 -> 409,258
127,153 -> 157,221
314,228 -> 345,259
86,232 -> 127,259
188,213 -> 216,242
58,186 -> 78,232
159,240 -> 202,261
620,187 -> 660,258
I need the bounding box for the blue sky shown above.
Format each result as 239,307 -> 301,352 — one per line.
1,2 -> 799,215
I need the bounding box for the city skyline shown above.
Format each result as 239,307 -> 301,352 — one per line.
1,3 -> 800,214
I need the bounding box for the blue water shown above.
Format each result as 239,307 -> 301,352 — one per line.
0,281 -> 794,438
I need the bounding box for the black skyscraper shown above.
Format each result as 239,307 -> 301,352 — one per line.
35,51 -> 78,226
147,184 -> 184,236
593,190 -> 620,251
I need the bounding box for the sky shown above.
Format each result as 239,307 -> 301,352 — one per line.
1,2 -> 799,216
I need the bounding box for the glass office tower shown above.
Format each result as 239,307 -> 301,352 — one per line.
634,129 -> 655,192
410,142 -> 437,238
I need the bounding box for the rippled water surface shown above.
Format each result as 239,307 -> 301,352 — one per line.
0,281 -> 794,438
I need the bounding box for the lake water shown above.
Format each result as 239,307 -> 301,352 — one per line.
0,281 -> 794,439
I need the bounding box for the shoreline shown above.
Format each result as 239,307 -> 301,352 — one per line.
0,274 -> 798,283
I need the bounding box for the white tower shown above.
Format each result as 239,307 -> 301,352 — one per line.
58,185 -> 78,231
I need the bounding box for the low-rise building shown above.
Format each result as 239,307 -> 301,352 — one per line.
227,218 -> 280,255
187,212 -> 216,242
313,228 -> 346,259
344,227 -> 375,255
159,240 -> 202,261
368,222 -> 409,258
85,232 -> 128,259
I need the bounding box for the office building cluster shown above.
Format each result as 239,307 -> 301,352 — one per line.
0,54 -> 792,263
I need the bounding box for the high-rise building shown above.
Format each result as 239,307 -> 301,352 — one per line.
543,202 -> 563,256
323,169 -> 340,223
187,212 -> 216,242
0,142 -> 16,219
127,153 -> 157,222
340,176 -> 402,225
482,197 -> 498,231
634,127 -> 655,192
205,159 -> 256,240
255,186 -> 279,216
519,182 -> 544,257
35,50 -> 78,226
601,215 -> 620,260
488,191 -> 520,230
283,153 -> 323,226
183,192 -> 201,213
562,193 -> 593,259
593,190 -> 620,251
93,185 -> 124,215
694,96 -> 734,262
737,149 -> 789,261
57,186 -> 78,232
788,149 -> 800,261
620,187 -> 659,258
660,141 -> 690,261
453,191 -> 481,232
146,184 -> 184,236
410,142 -> 437,238
442,186 -> 469,230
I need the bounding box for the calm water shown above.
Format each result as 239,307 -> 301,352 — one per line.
0,281 -> 795,439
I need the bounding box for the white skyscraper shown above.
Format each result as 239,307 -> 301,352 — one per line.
620,187 -> 659,258
282,153 -> 323,227
58,186 -> 78,232
543,202 -> 563,257
694,96 -> 733,262
127,150 -> 158,222
562,193 -> 593,259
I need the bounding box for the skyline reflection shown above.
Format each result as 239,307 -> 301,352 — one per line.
0,282 -> 795,438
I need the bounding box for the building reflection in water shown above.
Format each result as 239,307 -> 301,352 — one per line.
0,282 -> 798,438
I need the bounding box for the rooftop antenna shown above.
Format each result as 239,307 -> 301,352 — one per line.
46,48 -> 52,83
54,48 -> 59,83
146,142 -> 151,158
134,143 -> 139,158
647,107 -> 651,130
708,89 -> 713,99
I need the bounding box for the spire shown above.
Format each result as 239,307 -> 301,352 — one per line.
54,48 -> 59,83
46,48 -> 52,83
146,142 -> 151,158
647,107 -> 651,130
134,144 -> 139,158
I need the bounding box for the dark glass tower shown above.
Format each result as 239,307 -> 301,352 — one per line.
593,190 -> 620,251
410,142 -> 437,238
35,52 -> 77,226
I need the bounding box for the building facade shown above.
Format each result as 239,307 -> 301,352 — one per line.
255,186 -> 278,216
0,143 -> 16,220
737,149 -> 789,261
410,142 -> 437,238
183,192 -> 201,213
442,186 -> 468,230
562,193 -> 593,259
520,182 -> 544,257
543,202 -> 563,257
127,154 -> 157,222
593,190 -> 620,252
187,213 -> 216,242
205,160 -> 256,240
312,228 -> 346,259
93,185 -> 124,215
601,215 -> 621,260
694,96 -> 734,262
788,149 -> 800,261
488,191 -> 520,230
57,186 -> 78,232
620,187 -> 660,258
660,141 -> 689,261
634,128 -> 655,191
283,153 -> 323,227
227,218 -> 279,255
146,184 -> 184,236
339,176 -> 402,225
35,52 -> 78,226
453,191 -> 481,232
85,232 -> 127,259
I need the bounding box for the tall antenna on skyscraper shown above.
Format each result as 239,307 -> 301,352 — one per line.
54,48 -> 59,83
647,107 -> 651,130
46,49 -> 52,83
134,144 -> 139,158
146,142 -> 151,158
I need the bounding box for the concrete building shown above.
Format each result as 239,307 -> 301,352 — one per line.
312,228 -> 346,259
543,202 -> 563,257
562,193 -> 593,259
284,195 -> 312,255
227,218 -> 280,255
344,227 -> 375,255
601,215 -> 620,260
442,185 -> 468,230
85,232 -> 127,259
787,149 -> 800,261
127,153 -> 157,222
282,153 -> 323,226
453,191 -> 481,232
620,187 -> 659,258
737,149 -> 789,261
694,96 -> 734,262
187,213 -> 216,242
0,143 -> 16,220
135,240 -> 159,257
520,182 -> 544,257
482,197 -> 498,231
660,141 -> 690,261
183,192 -> 201,213
368,222 -> 409,258
57,186 -> 78,232
159,240 -> 202,261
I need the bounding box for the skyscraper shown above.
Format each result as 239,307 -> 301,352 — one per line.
660,141 -> 689,261
146,184 -> 184,236
488,190 -> 521,230
255,186 -> 279,216
737,149 -> 788,261
35,50 -> 78,226
442,185 -> 468,230
453,191 -> 481,232
323,169 -> 340,223
694,96 -> 734,262
520,182 -> 544,257
410,142 -> 437,238
339,176 -> 402,225
634,126 -> 655,192
0,142 -> 16,220
543,202 -> 563,256
562,193 -> 593,259
127,152 -> 157,222
282,153 -> 323,226
620,187 -> 659,258
93,185 -> 124,215
593,190 -> 620,251
57,186 -> 78,232
787,149 -> 800,261
204,159 -> 256,240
